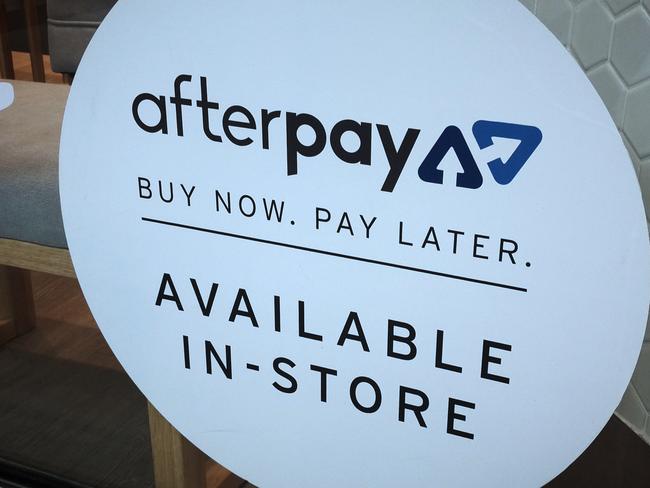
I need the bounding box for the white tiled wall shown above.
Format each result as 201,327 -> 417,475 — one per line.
519,0 -> 650,444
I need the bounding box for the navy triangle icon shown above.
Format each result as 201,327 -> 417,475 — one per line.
418,125 -> 483,189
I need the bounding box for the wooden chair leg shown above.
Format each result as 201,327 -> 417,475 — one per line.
22,0 -> 44,82
148,402 -> 207,488
0,266 -> 36,346
0,0 -> 15,79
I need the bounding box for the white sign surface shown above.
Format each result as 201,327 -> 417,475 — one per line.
60,1 -> 650,486
0,82 -> 13,112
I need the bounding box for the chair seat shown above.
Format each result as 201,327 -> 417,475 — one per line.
0,79 -> 69,249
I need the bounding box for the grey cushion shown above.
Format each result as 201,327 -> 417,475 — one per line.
47,22 -> 97,74
47,0 -> 117,74
0,79 -> 69,249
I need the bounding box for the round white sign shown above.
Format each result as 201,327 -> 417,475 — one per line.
60,1 -> 650,486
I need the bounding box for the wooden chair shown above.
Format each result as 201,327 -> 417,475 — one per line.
0,79 -> 234,487
0,244 -> 210,488
0,0 -> 46,82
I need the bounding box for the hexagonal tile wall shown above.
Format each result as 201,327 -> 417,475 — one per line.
611,7 -> 650,85
588,63 -> 626,127
625,83 -> 650,158
607,0 -> 642,14
572,1 -> 613,69
518,0 -> 650,444
536,0 -> 574,44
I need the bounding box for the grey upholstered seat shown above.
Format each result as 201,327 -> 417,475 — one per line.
0,79 -> 69,248
47,0 -> 117,74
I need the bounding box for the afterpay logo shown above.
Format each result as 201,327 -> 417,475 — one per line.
132,75 -> 543,192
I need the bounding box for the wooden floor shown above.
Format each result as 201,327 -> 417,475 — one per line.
0,271 -> 248,488
11,51 -> 62,84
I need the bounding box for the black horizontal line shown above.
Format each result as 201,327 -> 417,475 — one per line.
246,364 -> 260,371
141,217 -> 527,293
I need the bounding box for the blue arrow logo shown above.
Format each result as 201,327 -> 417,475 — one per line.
472,120 -> 543,185
418,125 -> 484,189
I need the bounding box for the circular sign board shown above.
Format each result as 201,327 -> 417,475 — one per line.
60,1 -> 650,486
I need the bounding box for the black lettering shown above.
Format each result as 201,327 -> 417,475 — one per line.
182,335 -> 191,370
447,398 -> 475,439
274,295 -> 282,332
215,190 -> 231,213
223,105 -> 257,146
398,386 -> 429,427
189,278 -> 219,317
499,239 -> 518,264
448,229 -> 464,254
359,215 -> 377,239
228,288 -> 259,327
350,376 -> 382,413
398,221 -> 413,246
196,76 -> 222,142
473,234 -> 489,260
387,320 -> 417,360
422,226 -> 440,250
263,198 -> 285,222
180,184 -> 195,206
481,340 -> 512,384
330,119 -> 372,165
205,341 -> 232,379
273,357 -> 297,394
155,273 -> 183,311
336,212 -> 354,236
286,112 -> 327,176
315,207 -> 331,230
337,311 -> 370,352
158,180 -> 173,203
239,194 -> 256,217
138,177 -> 152,199
377,125 -> 421,192
261,109 -> 281,149
299,300 -> 322,341
169,74 -> 192,137
435,330 -> 462,373
310,364 -> 337,403
132,93 -> 168,134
